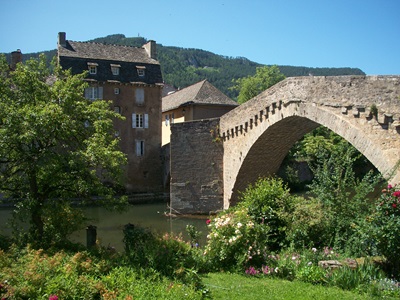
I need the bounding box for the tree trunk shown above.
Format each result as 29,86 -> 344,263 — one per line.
29,170 -> 44,243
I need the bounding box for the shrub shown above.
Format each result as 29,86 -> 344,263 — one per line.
284,196 -> 331,249
371,184 -> 400,277
238,176 -> 295,250
204,207 -> 269,271
123,223 -> 203,283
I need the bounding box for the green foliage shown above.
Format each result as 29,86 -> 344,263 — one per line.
231,65 -> 286,104
306,140 -> 381,254
204,207 -> 270,271
186,224 -> 202,247
123,224 -> 204,285
0,246 -> 203,299
0,54 -> 127,247
284,196 -> 331,249
371,184 -> 400,276
238,177 -> 294,250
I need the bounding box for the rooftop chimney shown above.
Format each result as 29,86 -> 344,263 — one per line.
11,49 -> 22,70
143,40 -> 157,60
58,32 -> 66,48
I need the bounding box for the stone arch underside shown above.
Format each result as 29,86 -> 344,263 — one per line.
229,115 -> 319,206
220,77 -> 400,208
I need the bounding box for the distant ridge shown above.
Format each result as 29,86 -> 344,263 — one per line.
3,34 -> 365,99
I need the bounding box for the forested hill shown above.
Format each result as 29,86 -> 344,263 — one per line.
5,34 -> 365,99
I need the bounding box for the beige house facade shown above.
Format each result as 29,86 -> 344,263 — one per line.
162,80 -> 238,145
57,32 -> 164,193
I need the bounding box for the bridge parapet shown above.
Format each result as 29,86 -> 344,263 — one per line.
220,76 -> 400,139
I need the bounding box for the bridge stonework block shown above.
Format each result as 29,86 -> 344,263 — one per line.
170,118 -> 224,214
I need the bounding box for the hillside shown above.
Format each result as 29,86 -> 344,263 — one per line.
4,34 -> 365,99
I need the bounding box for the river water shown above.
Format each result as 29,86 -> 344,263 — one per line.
0,203 -> 209,251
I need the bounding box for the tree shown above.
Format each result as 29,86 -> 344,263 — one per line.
0,55 -> 127,246
230,65 -> 286,104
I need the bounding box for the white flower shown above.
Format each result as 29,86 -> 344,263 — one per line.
312,247 -> 317,253
307,261 -> 313,266
237,222 -> 243,228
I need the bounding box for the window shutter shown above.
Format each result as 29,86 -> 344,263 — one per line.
98,87 -> 103,99
132,113 -> 136,128
144,114 -> 149,128
165,115 -> 169,126
136,141 -> 140,156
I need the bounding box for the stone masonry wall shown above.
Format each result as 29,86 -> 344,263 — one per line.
220,76 -> 400,208
170,118 -> 223,214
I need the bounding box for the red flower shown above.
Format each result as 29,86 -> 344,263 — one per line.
393,191 -> 400,198
206,219 -> 211,225
392,203 -> 397,209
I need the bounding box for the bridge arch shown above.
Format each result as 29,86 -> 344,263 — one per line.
220,76 -> 400,209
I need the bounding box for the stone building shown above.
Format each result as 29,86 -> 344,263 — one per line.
57,32 -> 164,193
162,80 -> 238,145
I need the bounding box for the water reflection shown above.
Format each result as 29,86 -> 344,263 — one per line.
0,203 -> 210,251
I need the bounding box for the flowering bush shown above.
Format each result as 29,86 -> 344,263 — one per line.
204,207 -> 270,271
372,183 -> 400,275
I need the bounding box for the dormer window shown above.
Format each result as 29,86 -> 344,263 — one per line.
111,64 -> 120,75
136,66 -> 146,77
87,62 -> 98,75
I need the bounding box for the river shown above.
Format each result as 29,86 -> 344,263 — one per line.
0,203 -> 210,251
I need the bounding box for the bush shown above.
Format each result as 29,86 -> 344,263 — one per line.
371,184 -> 400,277
204,207 -> 270,271
284,196 -> 331,249
0,245 -> 203,299
123,223 -> 204,284
238,177 -> 295,250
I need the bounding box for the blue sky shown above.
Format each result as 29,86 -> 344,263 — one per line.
1,0 -> 399,75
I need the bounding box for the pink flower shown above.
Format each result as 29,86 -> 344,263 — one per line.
206,219 -> 211,225
393,191 -> 400,198
49,295 -> 58,300
388,184 -> 393,189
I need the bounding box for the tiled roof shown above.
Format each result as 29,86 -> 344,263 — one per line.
162,80 -> 238,112
58,40 -> 163,84
58,41 -> 159,65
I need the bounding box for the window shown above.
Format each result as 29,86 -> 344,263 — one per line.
89,66 -> 97,74
87,62 -> 98,74
114,88 -> 120,94
135,88 -> 144,106
84,87 -> 103,100
136,140 -> 145,156
111,64 -> 120,75
114,106 -> 121,114
136,66 -> 146,77
170,113 -> 174,124
132,113 -> 148,128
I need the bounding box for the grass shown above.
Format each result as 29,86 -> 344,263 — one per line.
202,273 -> 382,300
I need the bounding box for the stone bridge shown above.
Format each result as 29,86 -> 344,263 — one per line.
169,76 -> 400,214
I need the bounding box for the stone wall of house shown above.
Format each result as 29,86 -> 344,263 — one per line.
169,118 -> 223,214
